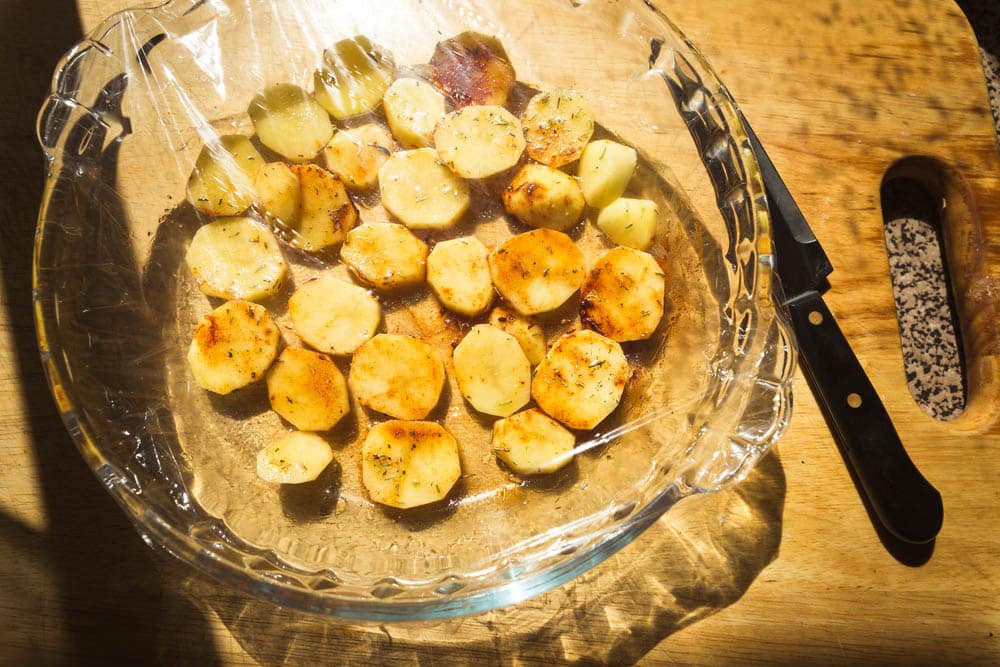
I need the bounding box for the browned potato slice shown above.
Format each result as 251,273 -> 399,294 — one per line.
434,105 -> 525,178
349,334 -> 445,419
521,89 -> 595,167
502,163 -> 585,231
488,306 -> 546,366
254,162 -> 300,225
492,408 -> 575,474
489,228 -> 585,315
322,123 -> 396,191
429,31 -> 516,108
185,217 -> 287,300
340,222 -> 428,290
426,237 -> 494,317
266,348 -> 350,431
313,36 -> 395,120
379,148 -> 471,230
257,432 -> 334,484
186,135 -> 262,217
187,300 -> 280,395
452,324 -> 531,417
580,247 -> 665,342
288,273 -> 381,355
531,329 -> 630,430
248,83 -> 333,163
286,164 -> 357,252
361,420 -> 461,509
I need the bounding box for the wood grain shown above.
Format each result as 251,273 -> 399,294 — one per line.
1,0 -> 998,663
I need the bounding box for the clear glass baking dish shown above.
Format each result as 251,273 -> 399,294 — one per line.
34,0 -> 794,620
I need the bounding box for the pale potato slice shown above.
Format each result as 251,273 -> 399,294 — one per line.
382,78 -> 446,149
286,164 -> 358,252
502,163 -> 585,231
340,222 -> 428,290
288,273 -> 381,355
488,306 -> 546,366
349,334 -> 445,419
577,140 -> 637,208
187,300 -> 280,395
580,247 -> 665,342
521,89 -> 595,167
267,348 -> 350,431
185,216 -> 287,300
248,83 -> 333,163
531,329 -> 630,430
257,431 -> 334,484
323,123 -> 396,191
314,36 -> 395,120
492,408 -> 575,474
452,324 -> 531,417
434,105 -> 526,178
186,135 -> 262,217
429,31 -> 516,108
379,148 -> 470,229
596,198 -> 659,250
253,162 -> 300,224
427,237 -> 493,317
361,420 -> 461,509
489,228 -> 585,315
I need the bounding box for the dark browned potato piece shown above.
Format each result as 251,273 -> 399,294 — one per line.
429,31 -> 516,108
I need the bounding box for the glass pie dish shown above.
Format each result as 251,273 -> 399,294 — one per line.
34,0 -> 795,620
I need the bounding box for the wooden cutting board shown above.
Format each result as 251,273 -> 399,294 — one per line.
1,0 -> 997,663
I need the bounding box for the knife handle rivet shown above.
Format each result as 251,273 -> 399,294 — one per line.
808,310 -> 824,326
847,393 -> 863,409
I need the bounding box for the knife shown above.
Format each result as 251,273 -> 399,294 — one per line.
740,113 -> 944,545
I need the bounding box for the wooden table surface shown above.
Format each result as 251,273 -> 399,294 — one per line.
2,0 -> 999,663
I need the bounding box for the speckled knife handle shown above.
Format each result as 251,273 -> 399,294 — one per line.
787,291 -> 944,544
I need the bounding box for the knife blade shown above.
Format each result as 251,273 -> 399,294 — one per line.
741,112 -> 943,545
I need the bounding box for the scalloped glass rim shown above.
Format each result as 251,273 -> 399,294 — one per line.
33,0 -> 795,621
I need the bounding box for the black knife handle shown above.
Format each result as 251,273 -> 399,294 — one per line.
786,291 -> 944,544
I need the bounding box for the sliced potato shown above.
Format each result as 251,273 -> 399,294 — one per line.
340,222 -> 428,290
313,36 -> 395,120
531,329 -> 630,430
185,216 -> 287,300
267,348 -> 350,431
322,123 -> 396,191
596,198 -> 658,250
253,161 -> 300,225
379,148 -> 471,229
248,83 -> 333,163
257,431 -> 334,484
434,105 -> 526,178
577,140 -> 637,208
349,334 -> 445,419
361,420 -> 461,509
521,89 -> 595,167
502,163 -> 585,231
288,273 -> 381,355
186,135 -> 262,217
580,247 -> 665,342
382,77 -> 446,149
488,306 -> 546,366
489,228 -> 585,315
492,408 -> 575,474
452,324 -> 531,417
427,237 -> 494,317
187,300 -> 280,395
286,164 -> 357,252
429,31 -> 516,108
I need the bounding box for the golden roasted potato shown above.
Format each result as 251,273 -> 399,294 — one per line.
322,123 -> 396,191
492,408 -> 575,474
521,89 -> 595,167
596,198 -> 659,250
349,334 -> 445,419
313,36 -> 395,120
186,135 -> 262,217
452,324 -> 531,417
267,348 -> 350,431
187,300 -> 280,395
429,31 -> 516,108
378,148 -> 471,229
257,432 -> 334,484
489,228 -> 585,315
434,105 -> 526,178
502,163 -> 585,231
340,222 -> 428,290
488,306 -> 546,366
248,83 -> 333,163
185,216 -> 287,301
531,329 -> 630,430
580,246 -> 665,342
361,420 -> 461,509
253,162 -> 300,225
426,236 -> 494,317
288,273 -> 381,355
577,140 -> 637,208
382,77 -> 446,149
286,164 -> 357,252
